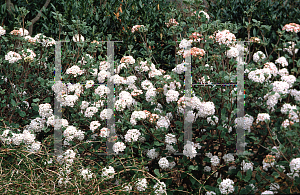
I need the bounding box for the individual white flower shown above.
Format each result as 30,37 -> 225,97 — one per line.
147,148 -> 159,159
253,51 -> 266,63
73,34 -> 84,42
101,166 -> 115,179
158,157 -> 169,169
136,178 -> 147,192
113,142 -> 126,154
219,178 -> 235,195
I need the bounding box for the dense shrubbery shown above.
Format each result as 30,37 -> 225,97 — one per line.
0,0 -> 300,194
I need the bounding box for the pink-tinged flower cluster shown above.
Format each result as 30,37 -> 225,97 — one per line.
189,32 -> 203,43
183,47 -> 205,60
5,51 -> 22,64
165,18 -> 179,27
191,11 -> 210,21
215,30 -> 236,46
249,36 -> 260,43
65,65 -> 85,77
282,23 -> 300,33
120,56 -> 135,64
131,25 -> 145,33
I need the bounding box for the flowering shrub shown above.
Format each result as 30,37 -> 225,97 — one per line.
0,1 -> 300,194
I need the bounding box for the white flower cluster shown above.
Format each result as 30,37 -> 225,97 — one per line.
145,88 -> 156,102
84,106 -> 98,118
283,41 -> 298,55
95,85 -> 110,97
34,33 -> 56,47
100,109 -> 113,120
275,57 -> 288,67
219,178 -> 234,194
278,68 -> 289,77
80,168 -> 93,181
172,61 -> 188,74
210,155 -> 220,166
63,125 -> 85,145
248,69 -> 268,83
156,116 -> 170,130
263,160 -> 275,171
204,166 -> 212,172
147,148 -> 159,159
241,160 -> 253,172
264,62 -> 278,76
253,51 -> 266,63
5,51 -> 22,64
183,141 -> 201,159
136,178 -> 147,191
97,70 -> 110,83
125,129 -> 141,142
215,30 -> 236,46
179,39 -> 192,49
90,121 -> 101,132
66,65 -> 85,77
120,55 -> 135,64
290,89 -> 300,102
165,134 -> 177,145
0,26 -> 6,36
158,157 -> 170,169
206,191 -> 216,195
19,28 -> 29,36
166,89 -> 180,103
46,115 -> 69,129
281,75 -> 296,87
130,111 -> 147,126
113,142 -> 126,154
67,83 -> 83,96
196,101 -> 215,118
153,181 -> 167,195
222,153 -> 235,164
57,149 -> 77,165
102,166 -> 115,179
234,114 -> 254,132
264,92 -> 281,112
207,115 -> 219,125
39,103 -> 53,118
99,127 -> 110,138
21,48 -> 36,62
290,158 -> 300,174
226,47 -> 239,58
28,117 -> 46,132
256,113 -> 270,123
269,183 -> 280,193
61,94 -> 79,107
25,141 -> 41,153
271,81 -> 290,94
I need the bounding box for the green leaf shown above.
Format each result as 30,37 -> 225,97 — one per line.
190,176 -> 196,185
19,111 -> 26,117
244,169 -> 252,182
237,171 -> 242,180
11,99 -> 17,107
33,98 -> 40,102
154,169 -> 160,177
188,165 -> 198,170
217,178 -> 222,184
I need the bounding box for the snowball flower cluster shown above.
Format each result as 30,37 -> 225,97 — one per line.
290,158 -> 300,174
113,142 -> 126,154
283,42 -> 298,55
147,148 -> 159,159
179,39 -> 192,49
248,69 -> 267,83
80,168 -> 93,180
158,157 -> 170,169
166,89 -> 180,103
19,28 -> 29,36
156,116 -> 170,130
63,125 -> 85,145
282,23 -> 300,33
130,111 -> 147,126
5,51 -> 22,64
215,30 -> 236,46
135,178 -> 147,191
39,103 -> 53,118
234,114 -> 254,132
125,129 -> 141,142
189,32 -> 203,42
61,95 -> 79,107
241,160 -> 254,172
66,65 -> 85,77
219,178 -> 235,194
46,115 -> 68,129
90,121 -> 101,132
226,47 -> 239,58
165,134 -> 177,145
275,56 -> 288,67
183,141 -> 198,159
120,55 -> 135,64
222,153 -> 235,164
153,181 -> 167,195
102,166 -> 115,179
172,61 -> 187,74
271,81 -> 290,94
210,155 -> 220,166
253,51 -> 266,63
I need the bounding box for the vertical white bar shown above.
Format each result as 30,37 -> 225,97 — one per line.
54,41 -> 63,157
236,41 -> 245,155
184,45 -> 192,145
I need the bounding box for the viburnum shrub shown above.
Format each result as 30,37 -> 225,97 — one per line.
0,1 -> 300,195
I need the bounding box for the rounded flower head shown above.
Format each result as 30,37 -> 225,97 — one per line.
282,23 -> 300,33
219,178 -> 235,194
19,28 -> 29,36
5,51 -> 22,64
215,30 -> 236,46
0,26 -> 6,36
253,51 -> 266,63
165,18 -> 179,27
131,25 -> 145,33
